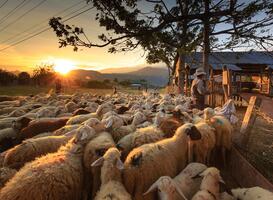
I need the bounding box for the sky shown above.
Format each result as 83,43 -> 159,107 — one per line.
0,0 -> 148,72
0,0 -> 271,73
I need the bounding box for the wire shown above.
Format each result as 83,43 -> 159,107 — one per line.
0,6 -> 94,52
0,0 -> 9,9
0,0 -> 32,25
0,0 -> 48,33
0,0 -> 86,44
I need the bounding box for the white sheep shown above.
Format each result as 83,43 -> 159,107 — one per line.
144,163 -> 207,200
0,125 -> 98,200
192,167 -> 224,200
117,125 -> 165,160
123,123 -> 202,200
232,187 -> 273,200
83,132 -> 115,199
204,108 -> 233,166
92,147 -> 132,200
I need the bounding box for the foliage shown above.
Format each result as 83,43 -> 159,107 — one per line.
18,72 -> 31,85
32,64 -> 56,86
119,79 -> 131,86
0,69 -> 17,86
86,80 -> 112,89
49,0 -> 273,54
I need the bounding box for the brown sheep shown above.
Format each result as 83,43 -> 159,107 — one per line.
19,118 -> 69,141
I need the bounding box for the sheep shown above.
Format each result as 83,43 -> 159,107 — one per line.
66,103 -> 113,125
204,108 -> 233,166
3,135 -> 72,170
144,163 -> 207,200
158,110 -> 185,138
65,101 -> 79,113
91,147 -> 132,200
117,126 -> 165,160
0,167 -> 17,189
83,132 -> 116,199
53,124 -> 81,136
0,117 -> 32,152
19,117 -> 69,141
191,167 -> 224,200
0,125 -> 98,200
122,123 -> 202,200
83,117 -> 106,133
231,187 -> 273,200
188,122 -> 216,165
73,108 -> 90,116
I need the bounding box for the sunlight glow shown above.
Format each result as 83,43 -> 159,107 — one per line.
53,59 -> 75,75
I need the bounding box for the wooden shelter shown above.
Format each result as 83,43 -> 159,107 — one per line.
178,51 -> 273,106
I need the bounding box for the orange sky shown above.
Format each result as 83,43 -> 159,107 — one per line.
0,0 -> 148,72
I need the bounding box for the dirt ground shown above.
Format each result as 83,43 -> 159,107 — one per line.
234,107 -> 273,183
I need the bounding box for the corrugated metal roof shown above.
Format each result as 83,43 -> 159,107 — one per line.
184,51 -> 273,68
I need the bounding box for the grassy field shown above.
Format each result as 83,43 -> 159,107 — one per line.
0,85 -> 144,96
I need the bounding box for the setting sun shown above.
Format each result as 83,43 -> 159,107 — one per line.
53,59 -> 75,75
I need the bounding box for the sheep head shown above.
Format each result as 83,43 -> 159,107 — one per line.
73,125 -> 97,145
83,118 -> 106,133
144,176 -> 188,200
176,123 -> 202,141
12,117 -> 32,131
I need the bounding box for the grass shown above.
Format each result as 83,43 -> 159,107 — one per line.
0,85 -> 145,96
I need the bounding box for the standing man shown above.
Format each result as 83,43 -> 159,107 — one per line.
191,68 -> 210,110
55,78 -> 62,94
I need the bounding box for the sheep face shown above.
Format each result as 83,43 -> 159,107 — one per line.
144,176 -> 187,200
91,147 -> 124,173
83,118 -> 106,133
74,125 -> 97,145
96,103 -> 114,117
12,117 -> 31,131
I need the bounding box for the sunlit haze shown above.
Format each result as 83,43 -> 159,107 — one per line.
0,0 -> 147,72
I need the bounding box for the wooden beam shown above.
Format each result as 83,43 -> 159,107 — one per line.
229,146 -> 273,191
240,96 -> 262,146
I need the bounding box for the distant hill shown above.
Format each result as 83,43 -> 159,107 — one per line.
69,66 -> 168,86
99,66 -> 141,74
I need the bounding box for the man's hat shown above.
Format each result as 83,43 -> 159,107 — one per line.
195,67 -> 206,76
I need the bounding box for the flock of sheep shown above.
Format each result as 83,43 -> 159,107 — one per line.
0,91 -> 272,200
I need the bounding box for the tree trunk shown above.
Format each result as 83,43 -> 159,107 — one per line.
177,54 -> 185,94
203,0 -> 210,75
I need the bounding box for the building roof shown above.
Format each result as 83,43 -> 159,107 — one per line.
184,51 -> 273,71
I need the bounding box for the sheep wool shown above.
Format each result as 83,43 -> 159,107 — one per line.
232,187 -> 273,200
0,125 -> 97,200
123,123 -> 202,200
93,148 -> 131,200
3,135 -> 72,170
0,167 -> 17,189
83,132 -> 115,199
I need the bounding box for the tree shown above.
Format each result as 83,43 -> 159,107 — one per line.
50,0 -> 273,94
18,72 -> 31,85
32,64 -> 56,86
0,69 -> 17,86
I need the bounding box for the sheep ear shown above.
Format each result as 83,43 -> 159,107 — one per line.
105,118 -> 113,129
143,181 -> 158,196
116,159 -> 124,170
91,157 -> 104,167
187,126 -> 202,140
131,152 -> 142,166
19,117 -> 31,129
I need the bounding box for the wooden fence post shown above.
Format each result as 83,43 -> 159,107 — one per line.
240,96 -> 262,146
